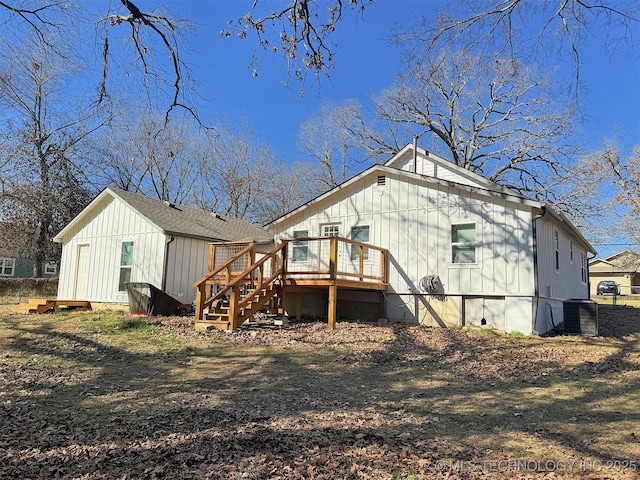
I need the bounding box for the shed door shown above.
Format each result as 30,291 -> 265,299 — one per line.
74,244 -> 90,300
464,297 -> 505,330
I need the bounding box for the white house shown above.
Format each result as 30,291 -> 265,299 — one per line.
267,144 -> 596,335
54,188 -> 271,306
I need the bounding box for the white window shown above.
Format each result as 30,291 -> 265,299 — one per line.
292,230 -> 308,262
580,252 -> 587,283
0,258 -> 15,276
44,262 -> 57,275
119,242 -> 134,291
451,223 -> 477,264
322,224 -> 339,237
570,241 -> 574,263
350,225 -> 370,260
554,230 -> 560,271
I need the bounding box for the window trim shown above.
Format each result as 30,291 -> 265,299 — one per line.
321,224 -> 340,237
0,257 -> 15,277
350,225 -> 370,261
580,252 -> 587,284
451,222 -> 477,264
118,241 -> 134,292
291,230 -> 309,263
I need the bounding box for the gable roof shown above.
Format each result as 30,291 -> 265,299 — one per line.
385,144 -> 522,196
54,188 -> 272,244
590,250 -> 640,272
267,144 -> 596,254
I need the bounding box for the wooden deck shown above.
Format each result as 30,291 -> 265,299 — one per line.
12,299 -> 92,314
194,237 -> 388,331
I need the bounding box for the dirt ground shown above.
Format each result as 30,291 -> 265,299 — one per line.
1,303 -> 639,479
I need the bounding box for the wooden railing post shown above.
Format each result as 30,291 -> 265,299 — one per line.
329,236 -> 337,280
229,283 -> 239,329
195,284 -> 204,322
359,245 -> 364,281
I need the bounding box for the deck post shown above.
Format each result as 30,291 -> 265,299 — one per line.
328,284 -> 338,330
195,285 -> 204,322
229,283 -> 239,330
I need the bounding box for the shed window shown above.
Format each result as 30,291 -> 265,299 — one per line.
451,223 -> 476,264
292,230 -> 308,262
350,225 -> 370,260
0,258 -> 15,276
580,253 -> 587,283
119,241 -> 134,291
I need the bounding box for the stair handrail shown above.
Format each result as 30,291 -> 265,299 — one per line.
193,242 -> 254,289
193,243 -> 255,322
199,242 -> 286,326
235,245 -> 287,312
214,242 -> 286,302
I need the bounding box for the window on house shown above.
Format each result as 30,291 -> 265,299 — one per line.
350,225 -> 370,260
451,223 -> 477,264
44,262 -> 57,275
554,230 -> 560,271
322,224 -> 339,237
581,253 -> 587,283
0,258 -> 15,276
570,241 -> 574,263
118,241 -> 134,291
292,230 -> 308,262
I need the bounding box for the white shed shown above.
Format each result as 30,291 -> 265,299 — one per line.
53,188 -> 271,307
267,144 -> 596,335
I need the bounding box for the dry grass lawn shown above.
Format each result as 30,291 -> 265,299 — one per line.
1,299 -> 639,479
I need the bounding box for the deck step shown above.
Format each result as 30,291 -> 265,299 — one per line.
11,299 -> 92,314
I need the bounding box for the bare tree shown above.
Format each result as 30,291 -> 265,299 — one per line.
91,111 -> 206,204
222,0 -> 373,89
0,39 -> 108,276
399,0 -> 639,95
297,102 -> 366,192
369,49 -> 576,196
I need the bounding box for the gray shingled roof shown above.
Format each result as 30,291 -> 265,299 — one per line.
110,188 -> 273,243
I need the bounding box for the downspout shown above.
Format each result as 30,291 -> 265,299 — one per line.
532,206 -> 547,334
161,234 -> 175,292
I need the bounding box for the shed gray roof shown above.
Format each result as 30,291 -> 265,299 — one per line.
54,188 -> 273,244
109,189 -> 273,243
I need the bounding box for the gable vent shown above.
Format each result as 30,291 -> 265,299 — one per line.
377,175 -> 386,186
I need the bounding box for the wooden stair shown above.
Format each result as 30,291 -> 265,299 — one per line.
12,299 -> 92,314
197,283 -> 281,331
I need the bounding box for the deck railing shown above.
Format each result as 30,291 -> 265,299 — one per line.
281,236 -> 387,285
193,236 -> 388,325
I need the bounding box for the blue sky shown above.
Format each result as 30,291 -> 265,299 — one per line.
163,0 -> 639,163
102,1 -> 639,256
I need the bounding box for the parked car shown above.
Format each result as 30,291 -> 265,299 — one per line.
597,280 -> 619,295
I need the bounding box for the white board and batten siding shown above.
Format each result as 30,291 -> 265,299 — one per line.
164,236 -> 211,305
57,194 -> 211,306
534,215 -> 591,333
57,195 -> 165,303
273,167 -> 538,333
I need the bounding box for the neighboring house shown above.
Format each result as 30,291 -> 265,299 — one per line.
53,188 -> 271,306
0,255 -> 57,279
589,250 -> 640,296
0,223 -> 58,279
267,143 -> 596,335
